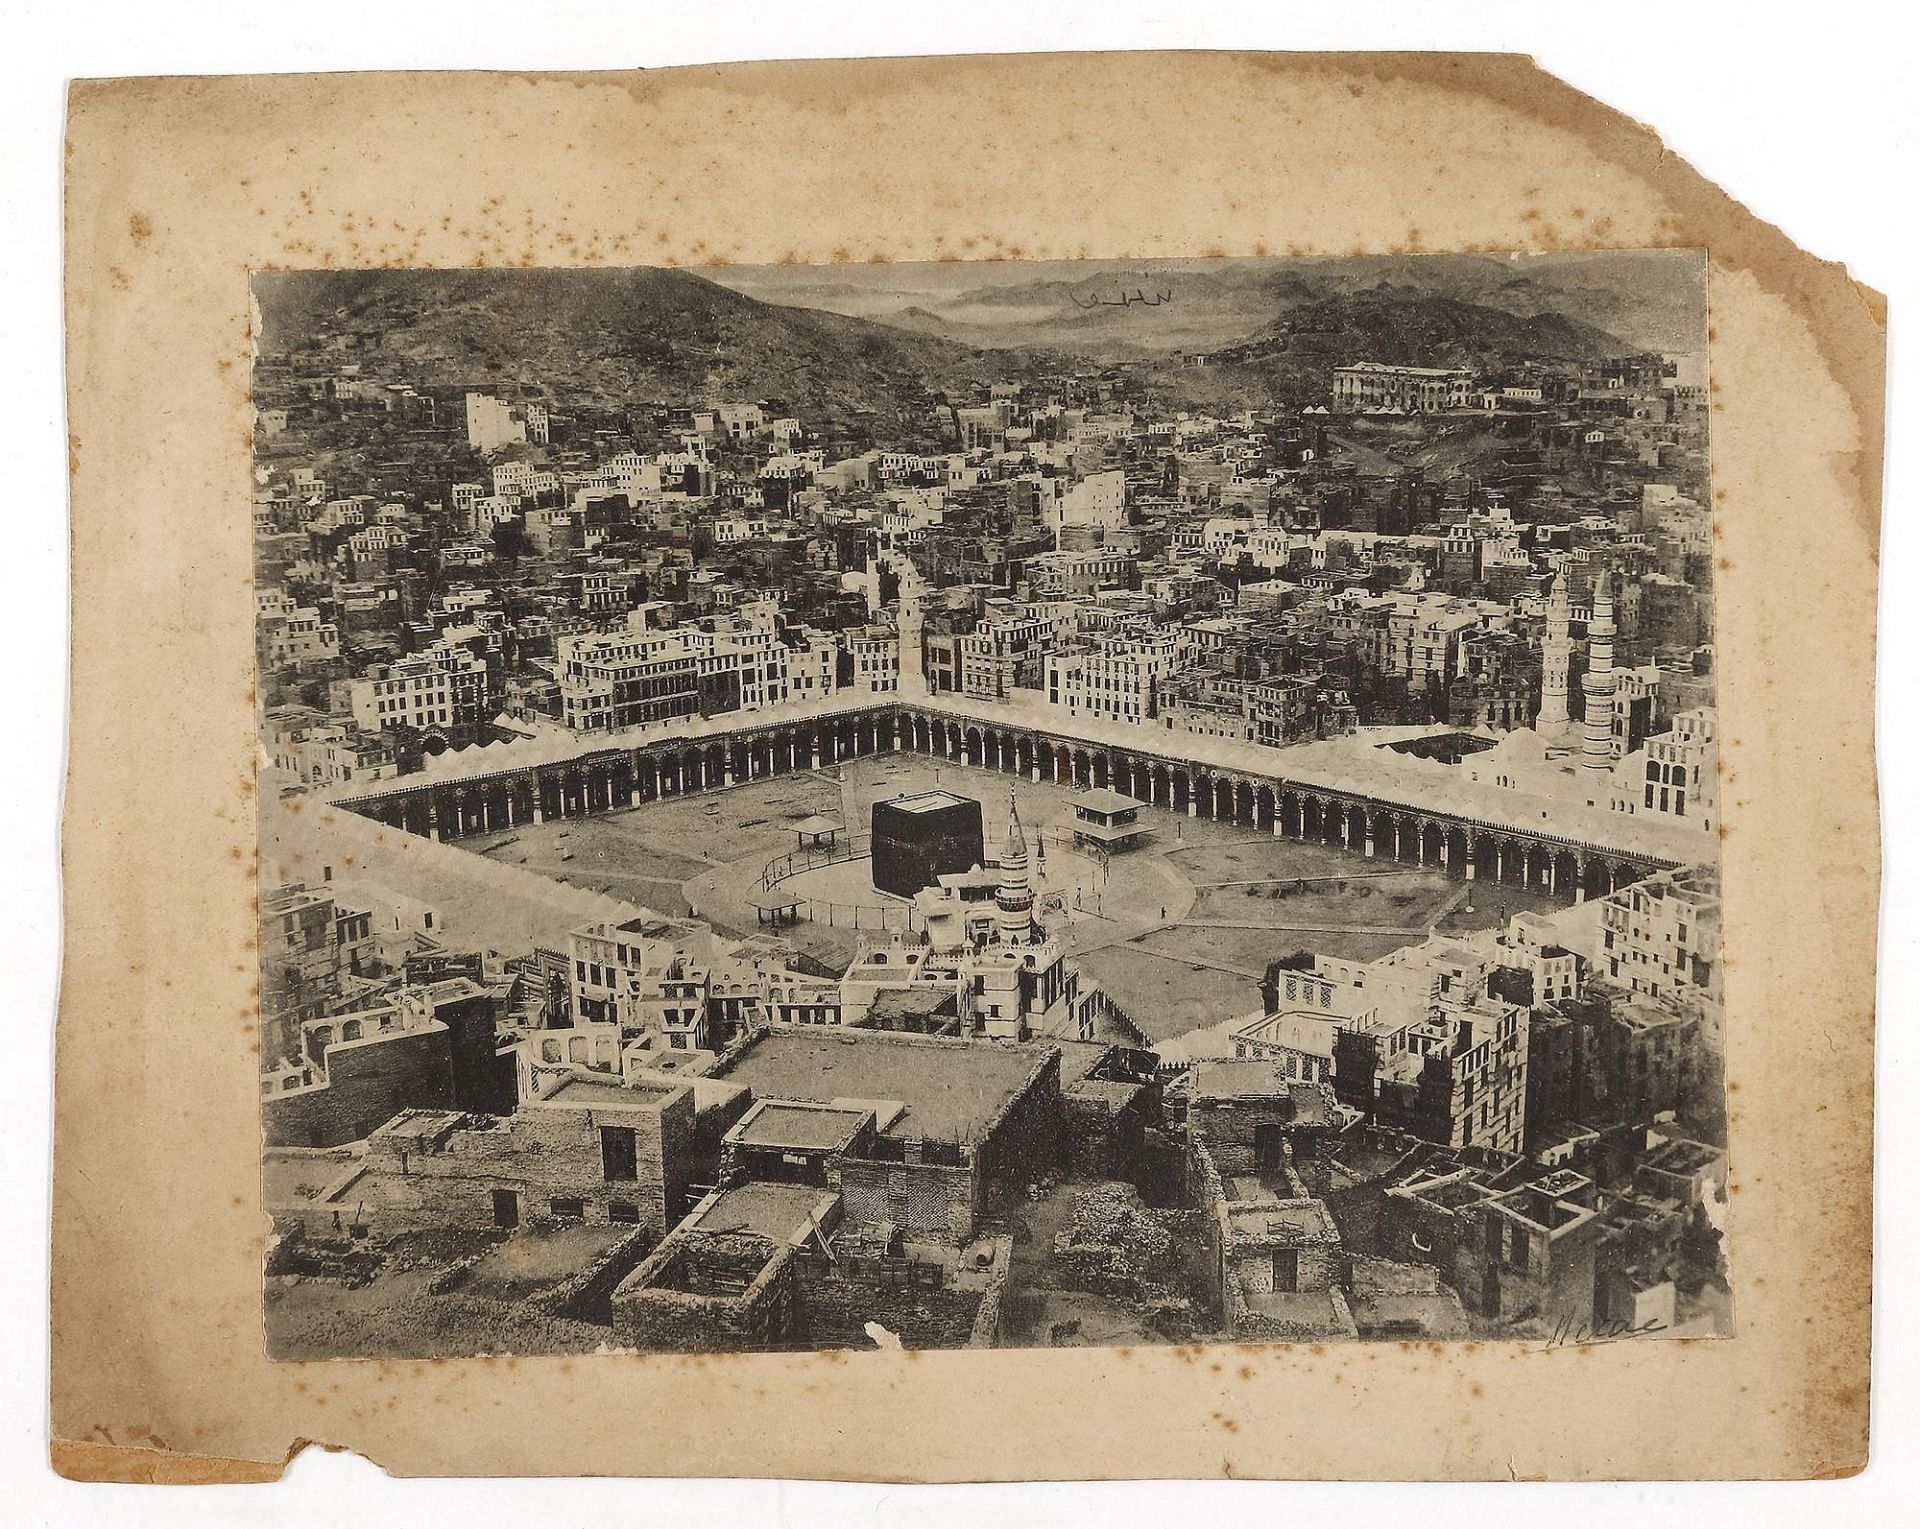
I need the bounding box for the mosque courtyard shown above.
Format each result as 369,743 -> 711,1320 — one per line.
458,753 -> 1562,1045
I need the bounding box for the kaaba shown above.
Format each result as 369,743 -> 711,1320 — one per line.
870,790 -> 986,898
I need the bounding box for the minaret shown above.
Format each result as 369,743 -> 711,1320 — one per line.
1537,571 -> 1573,743
1581,569 -> 1618,772
995,788 -> 1036,944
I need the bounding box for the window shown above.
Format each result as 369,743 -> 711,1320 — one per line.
549,1197 -> 586,1219
1270,1248 -> 1298,1294
601,1126 -> 638,1182
608,1201 -> 640,1225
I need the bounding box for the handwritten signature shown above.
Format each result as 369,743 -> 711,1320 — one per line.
1071,286 -> 1174,310
1544,1311 -> 1669,1348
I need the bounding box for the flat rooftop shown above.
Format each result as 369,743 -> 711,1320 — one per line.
1228,1197 -> 1340,1244
1053,1037 -> 1115,1088
1190,1064 -> 1333,1125
719,1027 -> 1047,1146
261,1146 -> 361,1208
686,1182 -> 839,1246
1072,787 -> 1143,816
728,1100 -> 871,1154
539,1077 -> 678,1111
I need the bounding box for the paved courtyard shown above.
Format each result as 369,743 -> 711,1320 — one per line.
456,753 -> 1567,1044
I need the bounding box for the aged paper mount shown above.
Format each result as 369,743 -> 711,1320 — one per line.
55,53 -> 1881,1482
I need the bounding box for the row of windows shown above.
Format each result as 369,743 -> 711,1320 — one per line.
1643,784 -> 1688,815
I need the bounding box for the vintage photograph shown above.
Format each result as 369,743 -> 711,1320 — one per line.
251,252 -> 1728,1359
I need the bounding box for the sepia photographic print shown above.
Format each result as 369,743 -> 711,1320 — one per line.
250,251 -> 1730,1361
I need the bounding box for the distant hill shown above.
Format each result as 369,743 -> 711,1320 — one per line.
1206,289 -> 1629,378
253,267 -> 1024,443
893,268 -> 1292,357
731,251 -> 1702,361
1268,253 -> 1705,356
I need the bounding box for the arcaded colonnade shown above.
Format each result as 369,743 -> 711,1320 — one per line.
330,700 -> 1672,903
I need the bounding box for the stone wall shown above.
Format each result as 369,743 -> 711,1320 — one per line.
837,1159 -> 974,1241
1059,1078 -> 1153,1182
348,1089 -> 697,1240
793,1239 -> 1014,1351
541,1227 -> 658,1323
610,1233 -> 798,1352
263,1025 -> 455,1148
1188,1083 -> 1337,1190
971,1047 -> 1064,1218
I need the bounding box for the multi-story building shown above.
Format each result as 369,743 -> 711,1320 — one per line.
1634,706 -> 1718,833
1044,628 -> 1177,726
1249,675 -> 1331,748
555,607 -> 703,733
1334,996 -> 1531,1154
258,882 -> 376,1062
1024,547 -> 1136,601
1051,469 -> 1128,533
682,600 -> 795,713
1332,362 -> 1475,413
1160,669 -> 1258,743
349,642 -> 492,734
956,600 -> 1076,702
1598,867 -> 1721,1007
840,624 -> 901,694
466,392 -> 549,453
260,603 -> 341,668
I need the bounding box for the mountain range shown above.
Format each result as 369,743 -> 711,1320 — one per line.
253,267 -> 1021,442
254,256 -> 1699,431
719,252 -> 1705,360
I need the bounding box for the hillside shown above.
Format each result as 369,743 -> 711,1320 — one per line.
877,268 -> 1296,358
253,267 -> 1029,442
1205,289 -> 1628,381
719,251 -> 1702,361
1271,253 -> 1705,356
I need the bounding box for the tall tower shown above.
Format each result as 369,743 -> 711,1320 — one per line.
995,788 -> 1036,944
1581,568 -> 1618,772
1537,571 -> 1573,743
